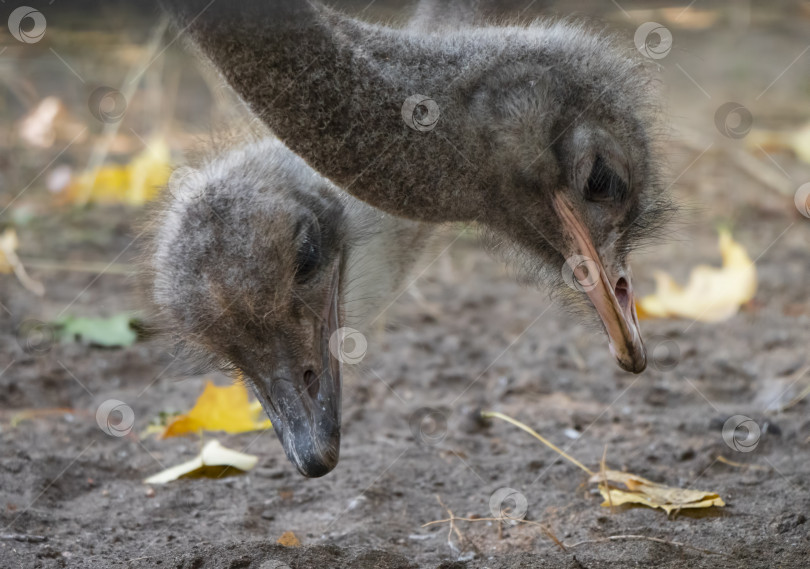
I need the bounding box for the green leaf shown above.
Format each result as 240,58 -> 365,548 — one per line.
54,313 -> 138,348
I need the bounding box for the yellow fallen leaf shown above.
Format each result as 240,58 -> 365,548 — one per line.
590,470 -> 725,515
483,411 -> 725,516
0,229 -> 16,274
144,440 -> 258,484
161,381 -> 272,438
64,137 -> 170,205
638,230 -> 756,322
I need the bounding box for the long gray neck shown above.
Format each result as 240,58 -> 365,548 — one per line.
342,203 -> 435,328
161,0 -> 505,223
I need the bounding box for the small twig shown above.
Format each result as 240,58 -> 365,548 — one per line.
728,148 -> 794,198
481,411 -> 594,475
673,125 -> 793,198
22,258 -> 135,275
423,515 -> 547,529
0,533 -> 47,543
775,364 -> 810,412
424,497 -> 565,552
564,534 -> 726,556
76,19 -> 169,206
434,495 -> 476,555
716,456 -> 770,471
600,445 -> 613,512
8,408 -> 85,427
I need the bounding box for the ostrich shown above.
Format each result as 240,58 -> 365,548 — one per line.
160,0 -> 671,375
148,137 -> 432,477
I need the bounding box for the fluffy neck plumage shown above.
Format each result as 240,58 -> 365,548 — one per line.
160,0 -> 567,222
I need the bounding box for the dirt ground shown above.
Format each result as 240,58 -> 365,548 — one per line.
2,1 -> 810,568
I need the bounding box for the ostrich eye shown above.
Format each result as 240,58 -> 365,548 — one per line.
294,222 -> 321,283
584,155 -> 628,203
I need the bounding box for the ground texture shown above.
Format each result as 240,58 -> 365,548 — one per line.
1,1 -> 810,568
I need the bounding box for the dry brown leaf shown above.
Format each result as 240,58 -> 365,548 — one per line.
589,470 -> 725,515
638,230 -> 756,322
746,122 -> 810,165
0,228 -> 45,296
484,411 -> 725,516
277,531 -> 301,547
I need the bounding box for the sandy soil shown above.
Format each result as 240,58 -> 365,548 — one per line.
1,1 -> 810,568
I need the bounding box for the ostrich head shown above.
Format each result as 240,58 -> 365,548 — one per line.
462,28 -> 670,373
149,138 -> 351,477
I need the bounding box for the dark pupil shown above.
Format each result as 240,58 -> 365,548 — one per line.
585,156 -> 627,202
295,227 -> 321,282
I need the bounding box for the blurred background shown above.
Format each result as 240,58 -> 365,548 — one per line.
2,1 -> 810,568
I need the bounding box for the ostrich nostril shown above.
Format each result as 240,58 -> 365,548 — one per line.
614,277 -> 630,311
303,369 -> 320,400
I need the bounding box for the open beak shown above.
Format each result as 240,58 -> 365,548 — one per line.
554,194 -> 646,373
253,263 -> 343,477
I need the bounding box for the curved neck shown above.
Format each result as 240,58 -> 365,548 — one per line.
342,209 -> 435,328
162,0 -> 497,223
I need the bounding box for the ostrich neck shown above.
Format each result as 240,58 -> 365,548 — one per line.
161,0 -> 554,225
341,206 -> 436,329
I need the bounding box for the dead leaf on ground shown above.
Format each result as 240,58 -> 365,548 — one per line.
277,531 -> 301,547
17,97 -> 88,149
590,470 -> 725,515
62,137 -> 170,205
483,411 -> 726,516
54,313 -> 138,347
144,440 -> 258,484
0,228 -> 45,296
638,229 -> 756,322
160,380 -> 271,438
747,122 -> 810,165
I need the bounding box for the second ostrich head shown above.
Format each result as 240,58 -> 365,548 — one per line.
150,138 -> 353,477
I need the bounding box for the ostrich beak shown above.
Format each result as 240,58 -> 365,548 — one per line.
553,194 -> 647,373
254,263 -> 343,478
